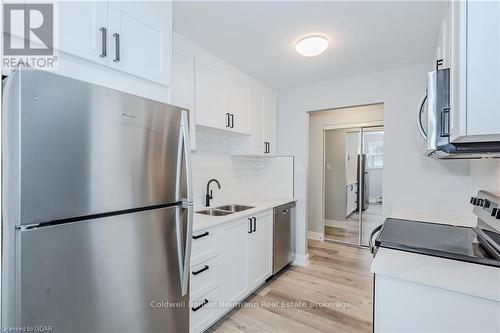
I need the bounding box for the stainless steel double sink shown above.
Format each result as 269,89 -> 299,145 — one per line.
196,204 -> 255,216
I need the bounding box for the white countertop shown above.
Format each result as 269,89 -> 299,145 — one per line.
193,198 -> 296,232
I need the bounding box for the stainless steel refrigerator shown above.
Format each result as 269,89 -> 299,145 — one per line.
357,154 -> 369,212
2,70 -> 193,332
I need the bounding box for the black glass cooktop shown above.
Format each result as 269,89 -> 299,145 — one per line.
375,218 -> 500,267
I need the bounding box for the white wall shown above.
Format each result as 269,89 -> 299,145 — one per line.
277,63 -> 479,258
469,160 -> 500,193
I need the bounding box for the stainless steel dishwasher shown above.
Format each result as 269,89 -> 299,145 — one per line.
273,202 -> 296,274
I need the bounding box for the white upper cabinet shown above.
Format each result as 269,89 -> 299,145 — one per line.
225,77 -> 252,134
194,53 -> 252,135
231,85 -> 277,156
449,0 -> 500,143
107,1 -> 171,85
172,32 -> 277,150
433,2 -> 451,69
195,58 -> 227,130
57,1 -> 172,87
262,90 -> 278,156
463,1 -> 500,140
59,1 -> 108,65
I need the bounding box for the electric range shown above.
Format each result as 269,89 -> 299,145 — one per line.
374,191 -> 500,267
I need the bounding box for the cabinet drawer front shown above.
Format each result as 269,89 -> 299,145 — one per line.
191,229 -> 217,266
191,256 -> 218,300
190,288 -> 219,333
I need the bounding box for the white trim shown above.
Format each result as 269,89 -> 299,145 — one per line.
323,120 -> 384,131
292,253 -> 310,267
308,231 -> 323,240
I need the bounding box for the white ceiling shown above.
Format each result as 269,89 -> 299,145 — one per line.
173,1 -> 445,90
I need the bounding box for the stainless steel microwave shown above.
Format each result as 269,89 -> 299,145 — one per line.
417,69 -> 500,159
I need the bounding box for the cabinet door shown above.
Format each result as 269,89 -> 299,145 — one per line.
465,0 -> 500,139
226,77 -> 252,134
58,1 -> 108,64
195,59 -> 227,130
263,90 -> 277,156
108,1 -> 171,86
219,218 -> 248,304
252,87 -> 265,155
434,2 -> 451,69
248,213 -> 272,291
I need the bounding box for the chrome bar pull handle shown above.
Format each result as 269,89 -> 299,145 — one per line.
113,33 -> 120,62
99,27 -> 107,57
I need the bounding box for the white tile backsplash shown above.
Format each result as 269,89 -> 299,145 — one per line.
191,151 -> 294,210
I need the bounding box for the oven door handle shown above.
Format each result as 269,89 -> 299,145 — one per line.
369,224 -> 383,254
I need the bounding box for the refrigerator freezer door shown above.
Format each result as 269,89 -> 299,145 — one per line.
16,206 -> 188,333
6,70 -> 183,225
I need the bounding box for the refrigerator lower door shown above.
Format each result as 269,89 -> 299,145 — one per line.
16,206 -> 188,333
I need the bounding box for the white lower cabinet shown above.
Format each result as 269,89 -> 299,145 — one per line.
191,256 -> 219,301
218,218 -> 249,304
374,274 -> 500,333
247,212 -> 273,290
189,209 -> 274,332
190,288 -> 220,333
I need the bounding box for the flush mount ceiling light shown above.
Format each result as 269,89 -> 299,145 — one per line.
295,35 -> 329,57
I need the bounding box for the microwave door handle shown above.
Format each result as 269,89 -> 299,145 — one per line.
417,93 -> 428,140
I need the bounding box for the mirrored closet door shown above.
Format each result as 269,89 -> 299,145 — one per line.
323,126 -> 384,247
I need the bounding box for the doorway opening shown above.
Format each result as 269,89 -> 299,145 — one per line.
307,103 -> 384,247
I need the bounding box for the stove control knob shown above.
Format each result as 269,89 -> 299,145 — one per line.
484,199 -> 491,209
492,208 -> 498,217
470,196 -> 477,204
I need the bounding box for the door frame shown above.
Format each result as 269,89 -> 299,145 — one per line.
321,121 -> 384,247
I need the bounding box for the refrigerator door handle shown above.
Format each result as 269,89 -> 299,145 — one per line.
180,203 -> 193,296
181,110 -> 193,203
179,109 -> 193,296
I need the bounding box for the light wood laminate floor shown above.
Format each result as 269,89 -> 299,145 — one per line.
325,204 -> 384,245
208,240 -> 373,333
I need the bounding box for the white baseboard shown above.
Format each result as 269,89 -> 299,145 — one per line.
292,253 -> 310,267
308,231 -> 323,240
